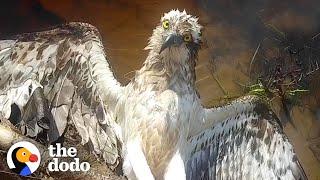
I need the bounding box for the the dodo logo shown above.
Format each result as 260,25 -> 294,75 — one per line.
6,141 -> 40,176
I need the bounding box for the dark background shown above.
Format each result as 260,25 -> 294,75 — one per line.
1,0 -> 320,179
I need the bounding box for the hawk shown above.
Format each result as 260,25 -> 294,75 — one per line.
0,10 -> 307,180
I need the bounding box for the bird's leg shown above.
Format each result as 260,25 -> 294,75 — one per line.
20,87 -> 60,144
124,138 -> 155,180
164,150 -> 186,179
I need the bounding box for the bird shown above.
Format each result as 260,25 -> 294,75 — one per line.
0,9 -> 307,179
10,147 -> 38,176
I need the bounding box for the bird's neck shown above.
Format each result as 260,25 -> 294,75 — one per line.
134,49 -> 196,93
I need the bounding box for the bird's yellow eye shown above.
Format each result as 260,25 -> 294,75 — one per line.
184,33 -> 192,42
162,20 -> 169,29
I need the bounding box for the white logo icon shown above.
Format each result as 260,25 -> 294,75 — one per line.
7,141 -> 41,176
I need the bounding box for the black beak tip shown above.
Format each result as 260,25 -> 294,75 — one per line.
159,34 -> 183,54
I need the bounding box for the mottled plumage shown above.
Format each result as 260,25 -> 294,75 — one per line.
0,22 -> 122,166
0,10 -> 306,180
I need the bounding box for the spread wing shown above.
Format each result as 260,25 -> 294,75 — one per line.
186,96 -> 307,180
0,22 -> 123,166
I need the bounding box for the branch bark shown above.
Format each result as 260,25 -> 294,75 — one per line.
0,118 -> 124,179
0,119 -> 51,166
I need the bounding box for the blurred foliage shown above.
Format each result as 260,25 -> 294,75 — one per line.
249,23 -> 319,107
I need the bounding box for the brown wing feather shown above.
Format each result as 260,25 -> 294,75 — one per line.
0,22 -> 123,167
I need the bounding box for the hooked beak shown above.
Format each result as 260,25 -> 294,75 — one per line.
160,34 -> 184,53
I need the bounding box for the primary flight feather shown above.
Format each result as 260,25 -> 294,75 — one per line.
0,10 -> 306,180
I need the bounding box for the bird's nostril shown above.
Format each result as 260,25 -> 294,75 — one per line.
29,154 -> 38,162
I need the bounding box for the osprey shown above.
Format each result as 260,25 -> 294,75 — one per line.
0,10 -> 307,179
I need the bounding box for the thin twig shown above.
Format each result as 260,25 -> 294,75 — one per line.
211,74 -> 228,95
249,43 -> 261,78
207,94 -> 241,106
312,32 -> 320,40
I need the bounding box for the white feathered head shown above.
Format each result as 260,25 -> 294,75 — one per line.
145,10 -> 203,62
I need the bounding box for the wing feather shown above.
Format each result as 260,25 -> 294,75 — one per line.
186,96 -> 307,180
0,22 -> 122,167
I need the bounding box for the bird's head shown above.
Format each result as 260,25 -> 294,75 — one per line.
145,10 -> 202,64
12,147 -> 38,163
